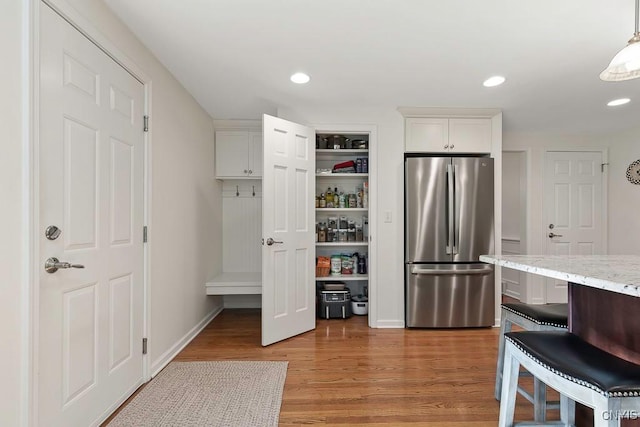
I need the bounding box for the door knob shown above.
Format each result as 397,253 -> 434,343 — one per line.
265,237 -> 283,246
45,257 -> 85,274
548,232 -> 563,238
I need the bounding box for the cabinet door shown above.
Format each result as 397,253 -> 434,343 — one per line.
448,118 -> 492,153
248,131 -> 263,178
405,118 -> 448,152
215,131 -> 249,178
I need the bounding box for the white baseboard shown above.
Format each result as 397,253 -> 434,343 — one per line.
150,302 -> 224,377
373,319 -> 404,328
503,287 -> 521,300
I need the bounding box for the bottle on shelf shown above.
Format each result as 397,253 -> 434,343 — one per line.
333,187 -> 339,208
326,187 -> 333,208
319,193 -> 326,208
339,192 -> 346,208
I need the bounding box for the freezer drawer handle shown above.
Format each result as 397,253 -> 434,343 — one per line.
410,265 -> 493,276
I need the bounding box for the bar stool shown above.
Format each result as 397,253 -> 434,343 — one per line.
495,303 -> 568,422
499,331 -> 640,427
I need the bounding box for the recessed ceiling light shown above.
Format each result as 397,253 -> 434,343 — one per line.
607,97 -> 631,106
290,72 -> 310,84
483,76 -> 506,87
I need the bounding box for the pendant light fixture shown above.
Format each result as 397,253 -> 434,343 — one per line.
600,0 -> 640,81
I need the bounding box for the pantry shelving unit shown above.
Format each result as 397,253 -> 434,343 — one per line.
315,134 -> 371,316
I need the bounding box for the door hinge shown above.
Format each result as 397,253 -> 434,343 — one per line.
601,162 -> 609,172
143,226 -> 148,243
142,338 -> 148,355
143,115 -> 149,132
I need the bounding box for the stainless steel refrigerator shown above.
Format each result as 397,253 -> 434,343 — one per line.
405,156 -> 495,328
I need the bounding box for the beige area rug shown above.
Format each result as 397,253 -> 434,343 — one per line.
107,361 -> 288,427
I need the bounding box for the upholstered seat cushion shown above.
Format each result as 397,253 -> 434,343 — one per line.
502,303 -> 568,328
506,331 -> 640,396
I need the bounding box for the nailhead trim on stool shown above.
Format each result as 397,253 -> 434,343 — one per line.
499,331 -> 640,427
495,303 -> 569,423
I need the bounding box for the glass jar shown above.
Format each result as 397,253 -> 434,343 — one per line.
355,224 -> 363,241
338,229 -> 347,242
328,216 -> 338,230
318,223 -> 326,242
348,193 -> 357,208
339,216 -> 348,229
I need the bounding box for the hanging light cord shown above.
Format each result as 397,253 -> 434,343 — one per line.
635,0 -> 639,38
631,0 -> 640,43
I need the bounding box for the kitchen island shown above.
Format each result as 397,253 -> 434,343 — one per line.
480,254 -> 640,426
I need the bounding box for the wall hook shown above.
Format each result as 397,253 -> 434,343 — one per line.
236,185 -> 239,197
252,185 -> 255,197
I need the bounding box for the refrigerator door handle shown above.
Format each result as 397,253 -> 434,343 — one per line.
410,265 -> 494,276
446,163 -> 454,254
452,163 -> 458,255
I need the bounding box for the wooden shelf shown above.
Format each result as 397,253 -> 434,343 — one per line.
205,272 -> 261,295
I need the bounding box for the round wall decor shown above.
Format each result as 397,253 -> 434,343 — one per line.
626,159 -> 640,185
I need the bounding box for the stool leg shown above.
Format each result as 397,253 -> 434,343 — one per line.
498,342 -> 520,427
593,399 -> 621,427
533,377 -> 547,422
559,394 -> 575,426
495,311 -> 512,401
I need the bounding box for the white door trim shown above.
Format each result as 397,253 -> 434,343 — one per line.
26,1 -> 152,425
311,123 -> 379,327
501,149 -> 531,302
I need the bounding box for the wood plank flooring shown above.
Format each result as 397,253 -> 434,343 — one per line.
163,308 -> 548,426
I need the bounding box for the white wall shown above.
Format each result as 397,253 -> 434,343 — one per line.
278,106 -> 405,327
278,106 -> 502,327
502,152 -> 523,240
504,126 -> 640,302
1,1 -> 27,425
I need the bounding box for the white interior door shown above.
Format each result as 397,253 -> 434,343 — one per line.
543,151 -> 603,302
39,3 -> 145,425
261,114 -> 315,346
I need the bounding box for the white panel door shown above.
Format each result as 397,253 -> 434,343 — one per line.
543,151 -> 603,302
39,4 -> 145,425
261,114 -> 315,346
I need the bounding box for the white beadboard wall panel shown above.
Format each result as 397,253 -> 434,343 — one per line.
222,180 -> 262,273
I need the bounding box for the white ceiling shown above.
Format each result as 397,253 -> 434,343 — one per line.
105,0 -> 640,135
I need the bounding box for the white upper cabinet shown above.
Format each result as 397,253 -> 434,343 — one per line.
248,131 -> 263,177
405,117 -> 491,153
215,130 -> 263,178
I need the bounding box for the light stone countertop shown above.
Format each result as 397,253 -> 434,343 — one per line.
479,255 -> 640,298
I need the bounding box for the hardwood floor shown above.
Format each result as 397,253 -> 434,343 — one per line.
164,308 -> 548,426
